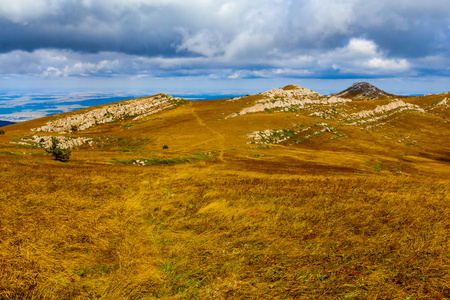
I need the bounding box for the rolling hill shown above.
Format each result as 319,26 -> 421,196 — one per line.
1,83 -> 449,299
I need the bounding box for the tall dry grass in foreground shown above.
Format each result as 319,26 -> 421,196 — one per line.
1,157 -> 449,299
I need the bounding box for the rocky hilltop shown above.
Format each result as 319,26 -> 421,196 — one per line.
226,84 -> 350,118
333,82 -> 397,100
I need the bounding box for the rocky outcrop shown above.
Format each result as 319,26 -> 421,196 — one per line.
247,123 -> 340,145
332,82 -> 397,100
31,94 -> 186,134
344,99 -> 425,127
437,97 -> 448,106
262,85 -> 322,99
18,135 -> 94,149
352,99 -> 424,118
227,85 -> 351,118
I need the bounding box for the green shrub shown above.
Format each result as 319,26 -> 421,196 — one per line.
0,129 -> 5,134
46,137 -> 71,162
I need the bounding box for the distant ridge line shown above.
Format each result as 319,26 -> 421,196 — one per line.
0,120 -> 16,127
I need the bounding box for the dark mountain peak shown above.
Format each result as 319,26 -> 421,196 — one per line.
0,120 -> 16,128
333,82 -> 397,100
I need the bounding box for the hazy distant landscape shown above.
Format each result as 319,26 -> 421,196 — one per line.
0,120 -> 15,127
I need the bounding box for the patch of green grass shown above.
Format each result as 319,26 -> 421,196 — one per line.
75,264 -> 119,278
110,158 -> 135,165
119,138 -> 151,152
111,151 -> 212,166
431,98 -> 443,105
122,124 -> 134,130
0,151 -> 15,156
191,152 -> 209,160
331,132 -> 348,140
31,152 -> 47,156
122,119 -> 148,130
147,157 -> 192,165
250,145 -> 270,149
249,152 -> 264,157
111,157 -> 192,166
0,151 -> 27,156
366,161 -> 384,173
157,260 -> 204,297
392,162 -> 403,175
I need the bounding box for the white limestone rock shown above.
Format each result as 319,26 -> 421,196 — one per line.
32,94 -> 185,134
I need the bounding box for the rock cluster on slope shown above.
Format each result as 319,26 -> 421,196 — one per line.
437,97 -> 448,106
32,94 -> 185,134
227,85 -> 351,118
13,135 -> 94,149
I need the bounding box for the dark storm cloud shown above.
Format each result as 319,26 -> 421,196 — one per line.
0,0 -> 449,79
351,2 -> 450,58
0,1 -> 181,56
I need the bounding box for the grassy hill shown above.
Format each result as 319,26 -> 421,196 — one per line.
0,85 -> 449,299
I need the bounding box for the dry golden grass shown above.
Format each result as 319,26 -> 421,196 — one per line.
0,90 -> 449,299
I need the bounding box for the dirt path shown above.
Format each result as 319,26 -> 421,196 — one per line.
189,102 -> 226,162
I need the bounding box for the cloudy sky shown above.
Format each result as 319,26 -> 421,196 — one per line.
0,0 -> 449,95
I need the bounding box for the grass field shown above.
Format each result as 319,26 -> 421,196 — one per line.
1,86 -> 449,299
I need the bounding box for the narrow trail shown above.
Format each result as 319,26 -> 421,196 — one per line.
189,102 -> 226,162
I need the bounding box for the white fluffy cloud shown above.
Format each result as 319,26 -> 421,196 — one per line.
319,38 -> 411,75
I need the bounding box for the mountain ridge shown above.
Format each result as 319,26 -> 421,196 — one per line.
332,82 -> 398,100
3,82 -> 448,169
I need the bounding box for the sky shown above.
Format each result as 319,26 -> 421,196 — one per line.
0,0 -> 450,98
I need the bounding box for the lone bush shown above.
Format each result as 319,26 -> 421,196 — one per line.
0,129 -> 5,134
162,145 -> 169,149
46,137 -> 71,161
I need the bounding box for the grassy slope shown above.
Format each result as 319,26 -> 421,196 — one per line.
0,92 -> 449,299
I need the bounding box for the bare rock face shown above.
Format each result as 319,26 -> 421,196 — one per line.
332,82 -> 397,100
